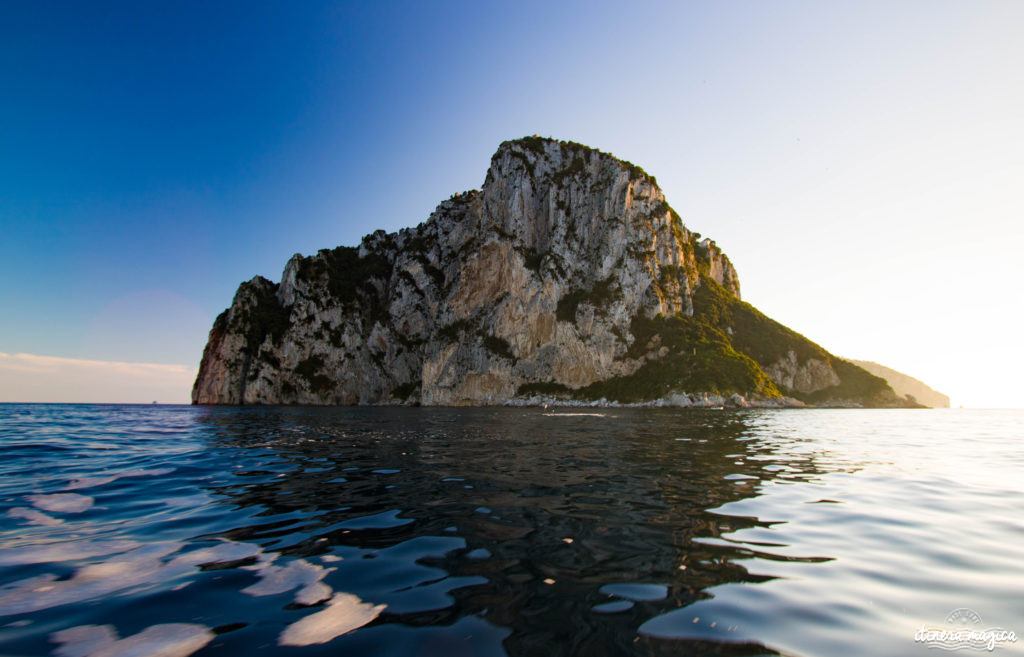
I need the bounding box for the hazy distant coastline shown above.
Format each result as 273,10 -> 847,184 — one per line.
848,360 -> 949,408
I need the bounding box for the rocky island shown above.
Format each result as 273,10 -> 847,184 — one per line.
193,137 -> 918,408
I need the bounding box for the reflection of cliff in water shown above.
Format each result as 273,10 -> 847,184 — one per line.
194,407 -> 827,656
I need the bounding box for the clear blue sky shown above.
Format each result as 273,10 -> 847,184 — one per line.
2,1 -> 1022,405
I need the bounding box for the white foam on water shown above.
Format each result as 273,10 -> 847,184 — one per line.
51,623 -> 213,657
26,494 -> 93,514
242,558 -> 333,604
6,507 -> 63,526
277,593 -> 385,646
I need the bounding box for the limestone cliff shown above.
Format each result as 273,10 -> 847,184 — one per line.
193,137 -> 908,407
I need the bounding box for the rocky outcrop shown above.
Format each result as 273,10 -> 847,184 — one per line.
193,137 -> 907,408
848,360 -> 950,408
764,350 -> 840,394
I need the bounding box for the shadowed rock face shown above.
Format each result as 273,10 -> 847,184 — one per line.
193,137 -> 905,407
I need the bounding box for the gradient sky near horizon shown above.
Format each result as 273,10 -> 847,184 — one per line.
2,1 -> 1022,406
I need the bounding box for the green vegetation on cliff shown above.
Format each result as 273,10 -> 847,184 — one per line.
295,355 -> 333,394
299,246 -> 392,309
569,278 -> 893,404
577,284 -> 781,402
798,359 -> 895,405
695,282 -> 893,403
501,136 -> 658,187
293,246 -> 396,333
556,277 -> 620,322
235,278 -> 291,356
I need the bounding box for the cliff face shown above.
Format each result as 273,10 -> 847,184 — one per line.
193,137 -> 906,407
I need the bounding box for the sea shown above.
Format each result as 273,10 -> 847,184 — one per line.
0,404 -> 1021,657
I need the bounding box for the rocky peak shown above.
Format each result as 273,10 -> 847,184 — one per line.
480,137 -> 741,313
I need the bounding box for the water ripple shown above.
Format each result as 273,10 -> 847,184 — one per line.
0,405 -> 1022,656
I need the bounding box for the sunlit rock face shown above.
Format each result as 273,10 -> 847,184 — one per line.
193,137 -> 901,407
764,351 -> 841,395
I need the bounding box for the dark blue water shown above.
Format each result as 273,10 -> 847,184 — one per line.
1,405 -> 1022,656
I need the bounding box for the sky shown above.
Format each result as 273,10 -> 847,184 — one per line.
1,1 -> 1021,406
